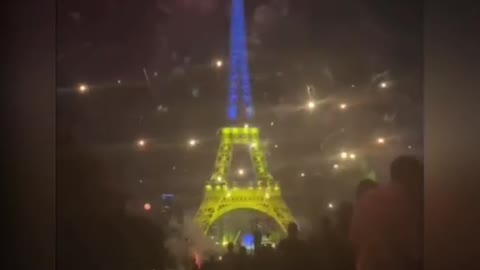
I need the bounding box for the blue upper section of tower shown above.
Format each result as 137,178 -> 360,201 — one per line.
228,0 -> 254,121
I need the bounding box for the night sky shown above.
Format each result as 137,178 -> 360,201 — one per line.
57,0 -> 423,217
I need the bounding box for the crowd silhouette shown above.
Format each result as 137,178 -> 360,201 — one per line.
58,132 -> 423,270
198,155 -> 423,270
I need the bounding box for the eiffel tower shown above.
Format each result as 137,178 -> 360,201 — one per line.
195,0 -> 295,236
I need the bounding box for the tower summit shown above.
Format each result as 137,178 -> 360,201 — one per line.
228,0 -> 254,122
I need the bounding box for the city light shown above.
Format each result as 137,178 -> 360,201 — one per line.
274,144 -> 279,149
144,203 -> 152,211
215,59 -> 223,68
139,179 -> 143,183
340,152 -> 348,159
300,172 -> 306,177
270,121 -> 274,126
408,145 -> 412,149
188,139 -> 198,147
349,153 -> 356,159
380,81 -> 388,88
333,164 -> 339,169
78,84 -> 88,93
137,139 -> 146,147
117,79 -> 122,84
307,101 -> 315,110
328,203 -> 334,209
377,137 -> 385,144
339,103 -> 347,110
238,169 -> 245,176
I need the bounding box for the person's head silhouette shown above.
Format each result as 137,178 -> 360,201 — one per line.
287,222 -> 299,239
356,178 -> 378,200
227,242 -> 234,253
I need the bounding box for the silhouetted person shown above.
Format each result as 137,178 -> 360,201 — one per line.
235,246 -> 249,270
332,202 -> 356,270
336,201 -> 353,237
202,255 -> 218,270
278,222 -> 308,270
356,178 -> 378,201
350,155 -> 423,270
222,242 -> 237,269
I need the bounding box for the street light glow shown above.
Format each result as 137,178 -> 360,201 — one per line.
328,203 -> 334,209
339,103 -> 347,110
189,139 -> 198,147
340,152 -> 348,159
349,153 -> 356,159
333,164 -> 339,169
137,139 -> 146,147
377,137 -> 385,144
238,169 -> 244,176
300,172 -> 306,177
307,101 -> 315,109
380,82 -> 388,88
144,203 -> 151,211
78,84 -> 88,93
215,59 -> 223,68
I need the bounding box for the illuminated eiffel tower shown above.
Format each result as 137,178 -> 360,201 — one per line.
195,0 -> 295,238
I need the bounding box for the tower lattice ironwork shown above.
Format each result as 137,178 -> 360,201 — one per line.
195,0 -> 295,236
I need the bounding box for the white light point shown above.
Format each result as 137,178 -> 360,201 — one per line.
377,137 -> 385,144
238,169 -> 244,176
244,123 -> 249,128
339,103 -> 347,110
380,82 -> 388,88
408,145 -> 412,149
217,176 -> 222,182
274,144 -> 279,149
78,84 -> 88,93
300,172 -> 306,177
350,153 -> 356,160
188,139 -> 197,147
250,142 -> 257,148
215,59 -> 223,68
307,101 -> 315,110
117,79 -> 122,84
340,152 -> 348,159
137,139 -> 146,147
270,121 -> 274,126
328,203 -> 334,209
144,203 -> 152,211
333,164 -> 339,169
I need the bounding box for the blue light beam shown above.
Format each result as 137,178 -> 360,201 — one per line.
228,0 -> 254,121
